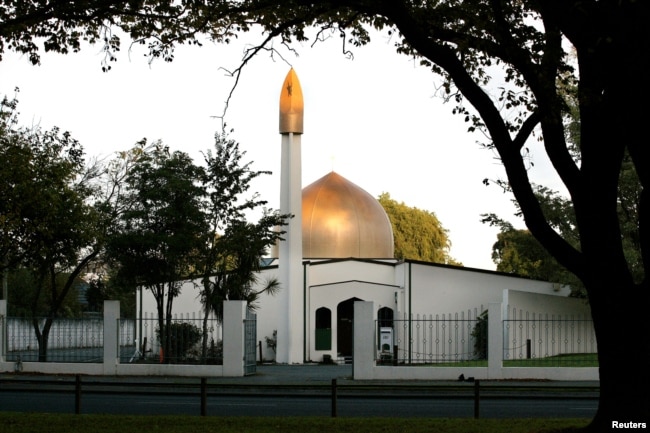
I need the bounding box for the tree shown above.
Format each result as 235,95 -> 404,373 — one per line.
483,71 -> 642,296
108,142 -> 207,362
1,97 -> 105,360
198,131 -> 288,360
4,268 -> 87,318
84,270 -> 137,316
484,159 -> 642,295
482,214 -> 584,296
1,1 -> 648,427
615,154 -> 644,285
378,193 -> 459,264
203,218 -> 283,321
0,92 -> 26,279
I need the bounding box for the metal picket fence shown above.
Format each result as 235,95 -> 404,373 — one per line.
123,313 -> 222,364
503,308 -> 597,366
375,307 -> 597,368
4,316 -> 105,363
377,308 -> 485,366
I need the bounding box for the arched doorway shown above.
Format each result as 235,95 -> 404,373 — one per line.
315,307 -> 332,350
337,297 -> 362,359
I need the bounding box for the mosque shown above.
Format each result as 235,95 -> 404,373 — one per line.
137,69 -> 591,365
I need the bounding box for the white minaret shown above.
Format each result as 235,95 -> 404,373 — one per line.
277,68 -> 304,364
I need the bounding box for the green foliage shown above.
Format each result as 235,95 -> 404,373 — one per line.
483,158 -> 643,296
201,338 -> 224,365
616,153 -> 644,285
95,130 -> 287,362
471,310 -> 488,360
108,141 -> 207,290
84,272 -> 136,318
378,193 -> 460,265
155,322 -> 202,362
265,330 -> 277,355
199,131 -> 289,323
206,218 -> 283,320
5,268 -> 85,318
4,269 -> 38,316
1,94 -> 109,359
107,141 -> 207,360
483,216 -> 584,296
492,228 -> 567,276
1,95 -> 96,275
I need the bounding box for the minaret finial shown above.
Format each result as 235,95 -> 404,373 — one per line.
279,68 -> 304,134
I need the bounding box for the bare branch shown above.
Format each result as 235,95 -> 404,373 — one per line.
214,33 -> 294,122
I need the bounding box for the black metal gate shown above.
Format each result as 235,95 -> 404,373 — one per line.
244,311 -> 257,375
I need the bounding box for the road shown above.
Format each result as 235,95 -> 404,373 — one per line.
0,390 -> 598,418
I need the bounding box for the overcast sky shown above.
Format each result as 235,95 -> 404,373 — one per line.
0,29 -> 565,271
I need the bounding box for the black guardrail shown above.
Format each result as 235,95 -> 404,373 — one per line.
0,375 -> 599,418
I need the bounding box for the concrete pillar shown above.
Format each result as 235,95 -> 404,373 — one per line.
353,301 -> 375,380
487,302 -> 503,379
222,301 -> 247,377
103,300 -> 120,374
277,132 -> 304,364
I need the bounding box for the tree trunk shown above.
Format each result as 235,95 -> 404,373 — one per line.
33,316 -> 53,362
153,285 -> 165,363
201,309 -> 209,363
200,285 -> 211,363
164,282 -> 175,364
584,276 -> 650,431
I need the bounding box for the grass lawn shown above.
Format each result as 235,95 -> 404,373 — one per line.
396,353 -> 598,368
0,413 -> 590,433
503,353 -> 598,368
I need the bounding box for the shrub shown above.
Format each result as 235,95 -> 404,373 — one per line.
187,338 -> 223,364
156,322 -> 202,362
472,311 -> 488,360
265,330 -> 277,354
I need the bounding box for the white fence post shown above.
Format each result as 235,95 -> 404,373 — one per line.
103,300 -> 120,374
353,301 -> 375,379
223,301 -> 247,377
0,300 -> 6,363
487,302 -> 503,379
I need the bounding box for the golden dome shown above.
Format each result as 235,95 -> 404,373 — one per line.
302,171 -> 394,258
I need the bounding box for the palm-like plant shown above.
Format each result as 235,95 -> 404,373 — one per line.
197,132 -> 289,362
199,216 -> 285,361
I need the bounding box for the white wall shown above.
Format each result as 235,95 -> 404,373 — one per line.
506,290 -> 590,316
406,262 -> 570,317
136,279 -> 204,318
255,267 -> 283,362
308,259 -> 397,287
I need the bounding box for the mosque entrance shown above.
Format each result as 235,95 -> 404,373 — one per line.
337,297 -> 362,359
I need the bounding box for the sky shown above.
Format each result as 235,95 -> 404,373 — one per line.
0,29 -> 564,271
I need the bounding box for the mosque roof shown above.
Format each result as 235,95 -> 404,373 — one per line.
302,171 -> 394,259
